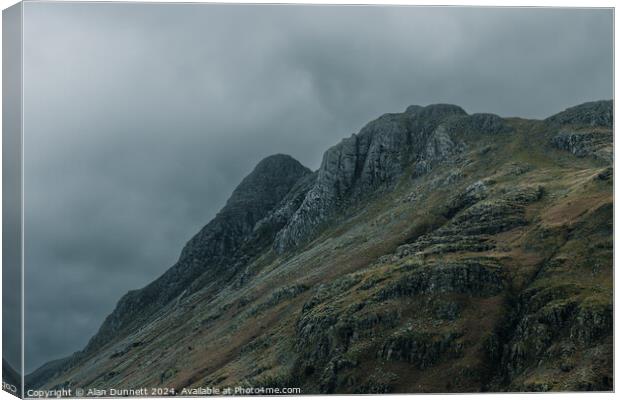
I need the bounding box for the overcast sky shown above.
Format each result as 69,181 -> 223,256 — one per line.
22,2 -> 612,372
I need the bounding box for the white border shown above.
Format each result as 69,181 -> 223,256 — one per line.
0,2 -> 616,400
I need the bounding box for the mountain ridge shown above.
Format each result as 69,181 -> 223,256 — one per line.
83,153 -> 311,354
27,100 -> 613,393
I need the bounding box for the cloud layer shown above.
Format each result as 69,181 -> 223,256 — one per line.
22,3 -> 612,371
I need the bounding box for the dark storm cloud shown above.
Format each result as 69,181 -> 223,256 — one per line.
22,3 -> 612,371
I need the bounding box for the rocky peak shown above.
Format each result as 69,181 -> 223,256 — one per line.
468,113 -> 513,134
180,153 -> 310,261
545,100 -> 613,128
84,154 -> 310,353
405,105 -> 423,114
274,104 -> 474,253
227,154 -> 311,210
218,153 -> 311,223
411,103 -> 467,121
546,100 -> 613,163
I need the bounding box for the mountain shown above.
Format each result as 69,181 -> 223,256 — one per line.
27,100 -> 613,393
3,358 -> 21,397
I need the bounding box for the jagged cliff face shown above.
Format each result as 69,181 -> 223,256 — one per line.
28,101 -> 613,393
273,104 -> 511,252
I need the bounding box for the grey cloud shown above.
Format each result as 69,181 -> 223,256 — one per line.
21,3 -> 612,371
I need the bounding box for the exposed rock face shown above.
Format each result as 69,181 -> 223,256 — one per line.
292,256 -> 507,393
274,104 -> 512,253
497,288 -> 612,389
551,130 -> 613,162
378,330 -> 464,369
84,154 -> 311,353
545,100 -> 613,128
488,202 -> 613,392
183,154 -> 312,259
547,100 -> 613,164
392,185 -> 542,258
375,259 -> 505,301
468,113 -> 513,134
445,112 -> 513,136
444,179 -> 491,218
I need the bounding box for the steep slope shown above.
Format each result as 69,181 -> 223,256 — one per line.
27,154 -> 312,389
28,101 -> 613,393
91,154 -> 311,348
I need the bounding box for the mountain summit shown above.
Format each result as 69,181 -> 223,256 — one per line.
28,100 -> 613,393
85,153 -> 311,353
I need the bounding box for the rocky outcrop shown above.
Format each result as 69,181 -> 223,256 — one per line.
291,256 -> 505,392
393,185 -> 543,258
295,274 -> 391,363
551,130 -> 613,162
379,330 -> 464,369
492,290 -> 612,390
486,201 -> 613,392
444,112 -> 513,136
375,259 -> 505,301
274,104 -> 513,253
443,179 -> 491,218
247,284 -> 309,316
252,172 -> 317,233
545,100 -> 613,128
181,154 -> 312,262
273,105 -> 464,252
